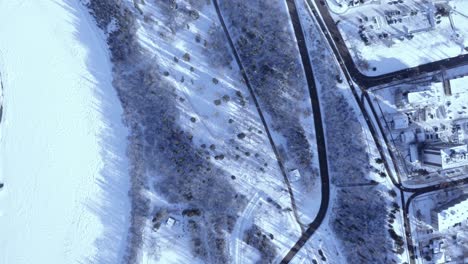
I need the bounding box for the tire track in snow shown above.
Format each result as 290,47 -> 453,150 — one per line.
230,191 -> 263,264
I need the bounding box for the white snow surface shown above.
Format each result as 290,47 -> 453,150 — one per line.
0,1 -> 131,263
325,0 -> 468,76
124,0 -> 313,262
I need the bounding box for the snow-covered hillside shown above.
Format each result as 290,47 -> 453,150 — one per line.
84,0 -> 324,262
0,1 -> 131,263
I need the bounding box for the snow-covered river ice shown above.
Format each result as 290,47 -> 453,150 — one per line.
0,1 -> 131,263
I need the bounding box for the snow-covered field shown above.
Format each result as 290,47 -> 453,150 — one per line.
0,1 -> 131,263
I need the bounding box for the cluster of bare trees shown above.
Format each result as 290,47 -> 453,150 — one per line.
304,13 -> 407,263
331,188 -> 402,263
86,0 -> 246,263
218,0 -> 318,189
308,52 -> 371,186
243,225 -> 277,264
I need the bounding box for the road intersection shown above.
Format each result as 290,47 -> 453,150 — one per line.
281,0 -> 468,263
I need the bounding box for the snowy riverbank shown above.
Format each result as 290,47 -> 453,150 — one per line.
0,1 -> 131,263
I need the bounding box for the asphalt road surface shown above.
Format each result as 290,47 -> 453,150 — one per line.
281,0 -> 468,263
280,0 -> 332,262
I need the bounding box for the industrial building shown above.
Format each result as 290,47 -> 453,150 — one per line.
409,144 -> 419,162
422,143 -> 468,169
431,194 -> 468,231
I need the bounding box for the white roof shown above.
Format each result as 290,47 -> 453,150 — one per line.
407,84 -> 440,105
407,90 -> 431,104
440,144 -> 468,169
166,217 -> 176,227
435,195 -> 468,230
433,252 -> 445,264
423,144 -> 468,169
289,169 -> 301,182
450,76 -> 467,95
424,151 -> 442,166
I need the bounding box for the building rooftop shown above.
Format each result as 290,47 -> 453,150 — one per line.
433,194 -> 468,231
449,76 -> 468,95
406,83 -> 442,106
423,143 -> 468,169
440,144 -> 468,169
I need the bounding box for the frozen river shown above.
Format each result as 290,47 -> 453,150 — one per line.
0,1 -> 131,263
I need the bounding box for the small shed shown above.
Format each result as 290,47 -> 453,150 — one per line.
449,76 -> 468,95
289,169 -> 301,182
166,217 -> 176,228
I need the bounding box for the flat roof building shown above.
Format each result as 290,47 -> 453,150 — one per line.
166,217 -> 176,228
406,84 -> 441,106
289,169 -> 302,182
449,76 -> 467,95
431,194 -> 468,231
422,143 -> 468,169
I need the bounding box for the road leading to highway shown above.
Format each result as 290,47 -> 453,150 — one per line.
281,0 -> 331,262
212,0 -> 305,234
282,0 -> 468,263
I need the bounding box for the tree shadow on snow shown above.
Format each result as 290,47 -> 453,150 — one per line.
52,1 -> 131,263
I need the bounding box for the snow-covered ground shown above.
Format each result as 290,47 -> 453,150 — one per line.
285,190 -> 345,264
297,1 -> 411,262
113,0 -> 323,262
325,0 -> 468,76
0,1 -> 131,263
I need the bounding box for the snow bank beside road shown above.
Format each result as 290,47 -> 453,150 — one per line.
0,1 -> 130,263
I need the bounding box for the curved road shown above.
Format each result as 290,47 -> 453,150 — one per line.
280,0 -> 332,262
213,0 -> 331,262
212,0 -> 305,236
211,0 -> 467,262
282,0 -> 468,263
